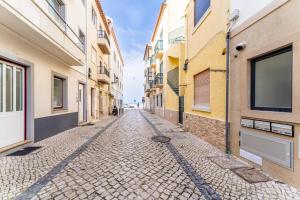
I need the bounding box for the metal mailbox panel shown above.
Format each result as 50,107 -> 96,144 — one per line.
254,121 -> 270,131
271,123 -> 293,137
241,118 -> 254,128
240,131 -> 293,169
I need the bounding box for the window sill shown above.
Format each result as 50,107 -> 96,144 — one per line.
52,108 -> 68,114
192,105 -> 211,113
192,8 -> 211,35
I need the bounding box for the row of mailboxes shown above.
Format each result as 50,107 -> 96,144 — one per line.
240,118 -> 294,137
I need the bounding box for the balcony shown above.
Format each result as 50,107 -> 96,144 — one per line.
150,56 -> 156,69
97,65 -> 110,84
97,30 -> 110,55
167,26 -> 186,58
168,26 -> 185,45
154,40 -> 163,59
0,0 -> 85,66
154,73 -> 164,88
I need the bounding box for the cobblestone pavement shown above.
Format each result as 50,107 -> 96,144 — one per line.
1,110 -> 300,200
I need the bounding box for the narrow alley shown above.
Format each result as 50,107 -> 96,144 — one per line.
1,110 -> 299,200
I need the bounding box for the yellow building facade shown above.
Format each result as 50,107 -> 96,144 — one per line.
181,0 -> 229,150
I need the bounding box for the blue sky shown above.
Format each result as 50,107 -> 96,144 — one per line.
102,0 -> 162,104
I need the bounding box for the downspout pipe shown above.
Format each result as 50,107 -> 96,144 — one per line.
225,31 -> 231,154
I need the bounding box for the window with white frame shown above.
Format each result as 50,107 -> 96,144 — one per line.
79,29 -> 85,50
251,46 -> 292,112
194,69 -> 210,110
194,0 -> 210,26
53,74 -> 68,110
48,0 -> 65,26
92,7 -> 98,27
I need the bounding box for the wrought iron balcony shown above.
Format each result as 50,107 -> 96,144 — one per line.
97,65 -> 110,84
150,56 -> 156,68
168,26 -> 185,45
97,30 -> 110,54
154,40 -> 163,59
154,73 -> 163,88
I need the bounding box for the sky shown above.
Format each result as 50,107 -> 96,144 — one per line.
102,0 -> 162,104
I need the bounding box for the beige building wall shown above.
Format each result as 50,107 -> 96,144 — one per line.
86,0 -> 111,120
0,0 -> 88,145
230,0 -> 300,189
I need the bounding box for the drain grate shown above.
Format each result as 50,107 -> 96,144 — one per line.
231,167 -> 271,183
151,136 -> 171,143
7,146 -> 42,156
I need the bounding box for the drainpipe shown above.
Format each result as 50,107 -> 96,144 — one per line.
85,1 -> 88,122
225,31 -> 231,154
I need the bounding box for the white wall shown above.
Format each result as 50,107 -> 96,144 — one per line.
231,0 -> 275,29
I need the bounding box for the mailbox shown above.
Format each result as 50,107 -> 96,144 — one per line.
241,118 -> 254,128
254,121 -> 270,132
271,123 -> 293,137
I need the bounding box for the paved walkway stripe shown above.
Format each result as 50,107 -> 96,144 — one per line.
15,115 -> 124,200
140,111 -> 221,200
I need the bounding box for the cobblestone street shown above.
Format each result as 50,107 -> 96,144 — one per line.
1,110 -> 300,200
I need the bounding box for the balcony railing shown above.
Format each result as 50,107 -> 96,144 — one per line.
98,65 -> 110,77
150,56 -> 156,66
154,40 -> 163,54
97,30 -> 110,46
155,73 -> 163,85
44,0 -> 85,51
168,26 -> 185,45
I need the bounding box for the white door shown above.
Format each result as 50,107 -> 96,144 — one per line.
78,83 -> 84,123
0,61 -> 25,148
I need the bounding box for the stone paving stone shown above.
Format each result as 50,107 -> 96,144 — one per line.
1,110 -> 300,199
0,116 -> 116,199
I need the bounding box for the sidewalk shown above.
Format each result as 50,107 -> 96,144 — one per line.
0,116 -> 117,199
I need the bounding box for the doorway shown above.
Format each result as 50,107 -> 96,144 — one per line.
91,88 -> 95,118
0,61 -> 25,148
179,96 -> 184,124
78,83 -> 85,123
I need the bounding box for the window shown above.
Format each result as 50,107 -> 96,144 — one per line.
159,62 -> 163,73
91,47 -> 97,64
16,68 -> 23,111
251,46 -> 292,112
5,65 -> 13,112
92,7 -> 98,27
194,0 -> 210,26
194,69 -> 210,110
156,94 -> 163,107
79,29 -> 85,50
53,74 -> 67,110
48,0 -> 65,26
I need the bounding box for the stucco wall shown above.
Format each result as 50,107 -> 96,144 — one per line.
229,0 -> 300,189
0,24 -> 86,119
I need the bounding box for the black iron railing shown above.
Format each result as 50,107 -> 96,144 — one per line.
97,30 -> 110,46
45,0 -> 85,51
98,65 -> 110,77
149,56 -> 156,65
155,73 -> 163,85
